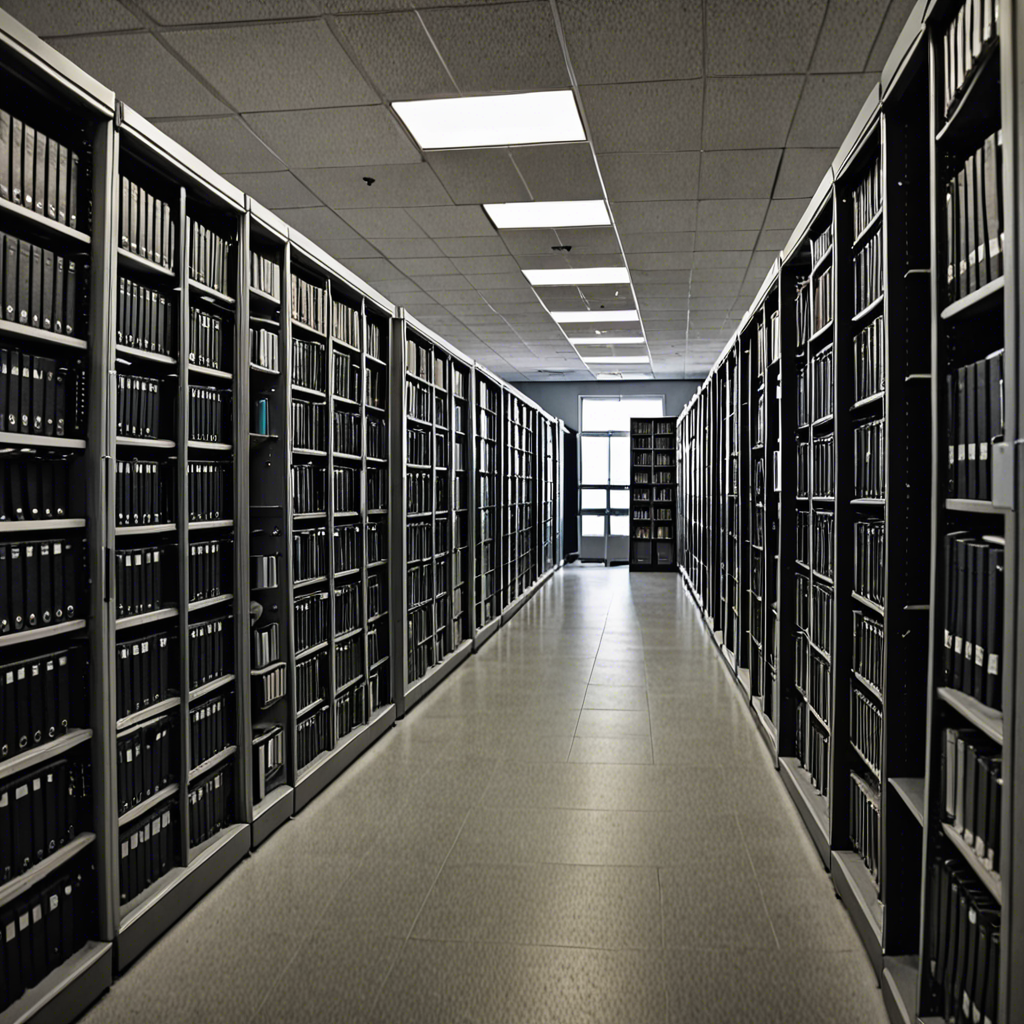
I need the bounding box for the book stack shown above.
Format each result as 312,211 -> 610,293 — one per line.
945,349 -> 1003,500
115,635 -> 173,719
2,110 -> 82,227
118,174 -> 174,269
187,616 -> 229,690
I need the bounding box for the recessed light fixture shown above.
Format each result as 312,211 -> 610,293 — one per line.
579,355 -> 650,364
570,337 -> 646,346
393,91 -> 585,150
486,200 -> 610,230
549,310 -> 640,323
523,267 -> 630,286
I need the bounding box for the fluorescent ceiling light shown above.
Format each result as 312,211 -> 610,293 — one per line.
580,355 -> 650,364
393,91 -> 585,150
487,200 -> 610,230
569,342 -> 647,350
523,266 -> 629,286
550,310 -> 639,323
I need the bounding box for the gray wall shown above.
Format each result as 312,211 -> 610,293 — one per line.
515,380 -> 700,431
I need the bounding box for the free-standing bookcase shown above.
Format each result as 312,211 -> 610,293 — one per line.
629,416 -> 677,570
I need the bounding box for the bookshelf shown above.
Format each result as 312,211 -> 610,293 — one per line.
677,3 -> 1022,1022
392,313 -> 474,715
0,12 -> 116,1023
0,6 -> 580,1020
629,416 -> 677,570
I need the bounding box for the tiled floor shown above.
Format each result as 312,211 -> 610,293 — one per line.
81,566 -> 887,1024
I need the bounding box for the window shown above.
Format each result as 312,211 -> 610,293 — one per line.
578,395 -> 665,560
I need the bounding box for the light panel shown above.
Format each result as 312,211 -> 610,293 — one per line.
486,200 -> 610,230
523,266 -> 630,286
570,337 -> 646,346
392,91 -> 585,150
579,355 -> 650,364
550,310 -> 640,323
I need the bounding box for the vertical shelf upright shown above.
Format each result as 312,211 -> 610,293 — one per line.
0,14 -> 116,1021
109,108 -> 249,972
628,416 -> 677,570
245,199 -> 291,848
473,367 -> 502,646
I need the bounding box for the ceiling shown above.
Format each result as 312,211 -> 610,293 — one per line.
10,0 -> 917,381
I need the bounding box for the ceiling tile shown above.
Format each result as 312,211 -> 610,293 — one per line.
332,11 -> 455,99
51,34 -> 228,117
513,252 -> 625,271
694,230 -> 759,250
773,148 -> 836,199
692,250 -> 751,268
165,21 -> 376,111
295,163 -> 450,208
698,150 -> 781,200
619,232 -> 695,254
437,237 -> 510,258
5,0 -> 140,34
866,0 -> 921,71
554,227 -> 623,255
340,257 -> 409,281
151,116 -> 285,173
451,256 -> 523,276
279,206 -> 359,241
599,152 -> 700,202
788,74 -> 878,148
812,0 -> 890,72
690,267 -> 746,283
392,256 -> 459,277
639,297 -> 691,310
336,207 -> 426,237
763,198 -> 808,231
429,290 -> 484,305
581,80 -> 704,153
136,1 -> 319,24
409,206 -> 496,237
611,201 -> 697,235
696,199 -> 768,232
689,282 -> 742,298
706,0 -> 827,75
634,284 -> 690,297
321,238 -> 383,260
425,150 -> 529,205
703,76 -> 804,150
627,252 -> 694,271
465,272 -> 532,291
245,106 -> 419,168
421,1 -> 568,92
415,275 -> 473,291
632,270 -> 691,285
224,170 -> 319,208
559,0 -> 702,84
756,229 -> 792,251
369,238 -> 445,259
474,287 -> 538,304
511,145 -> 602,202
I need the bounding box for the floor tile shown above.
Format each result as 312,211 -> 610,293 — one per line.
575,708 -> 652,737
569,734 -> 654,763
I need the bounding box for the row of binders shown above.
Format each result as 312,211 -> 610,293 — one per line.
852,227 -> 883,315
116,459 -> 170,527
333,408 -> 360,456
852,608 -> 884,691
293,526 -> 327,583
296,652 -> 327,713
188,539 -> 227,603
849,686 -> 882,775
250,553 -> 278,592
250,251 -> 280,300
117,276 -> 173,356
188,767 -> 230,849
189,693 -> 230,769
334,523 -> 360,573
0,647 -> 80,761
0,539 -> 79,632
119,174 -> 175,270
291,274 -> 327,335
115,633 -> 173,720
292,399 -> 325,452
187,461 -> 229,522
189,385 -> 229,444
333,348 -> 359,404
252,622 -> 280,672
253,727 -> 284,801
942,532 -> 1003,710
852,316 -> 885,403
0,457 -> 71,521
334,465 -> 358,514
250,327 -> 278,372
117,717 -> 174,814
1,110 -> 81,227
1,758 -> 84,882
942,726 -> 1001,873
946,349 -> 1004,500
332,297 -> 359,348
188,307 -> 229,372
849,772 -> 880,885
187,616 -> 229,691
943,132 -> 1003,303
292,336 -> 325,393
115,546 -> 166,619
255,665 -> 285,710
119,803 -> 174,905
116,373 -> 162,439
853,519 -> 885,606
294,592 -> 328,654
2,234 -> 79,340
941,0 -> 997,117
291,463 -> 325,515
851,154 -> 882,238
1,347 -> 78,437
186,216 -> 232,296
853,418 -> 885,499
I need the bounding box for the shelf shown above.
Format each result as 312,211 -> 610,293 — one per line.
936,39 -> 999,147
0,431 -> 85,450
296,697 -> 324,719
0,833 -> 96,910
0,618 -> 87,648
811,413 -> 833,429
936,687 -> 1002,744
294,575 -> 329,589
851,293 -> 884,324
252,659 -> 285,678
116,343 -> 175,366
334,567 -> 361,580
188,745 -> 237,784
250,433 -> 278,444
292,383 -> 326,400
333,450 -> 361,462
0,517 -> 86,534
292,510 -> 327,521
118,247 -> 174,278
296,640 -> 329,659
291,318 -> 326,339
250,362 -> 279,376
0,729 -> 92,782
116,608 -> 177,630
811,244 -> 833,276
945,497 -> 1007,514
850,206 -> 883,250
851,591 -> 884,616
851,391 -> 884,411
188,279 -> 235,307
116,435 -> 176,450
0,319 -> 87,355
249,286 -> 281,306
188,673 -> 236,702
940,822 -> 1001,903
188,593 -> 233,613
187,361 -> 233,381
117,696 -> 182,733
189,519 -> 234,531
850,497 -> 885,506
852,671 -> 883,703
940,276 -> 1003,321
188,440 -> 232,452
0,195 -> 91,245
806,320 -> 833,347
117,785 -> 177,829
889,777 -> 924,826
811,569 -> 834,586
